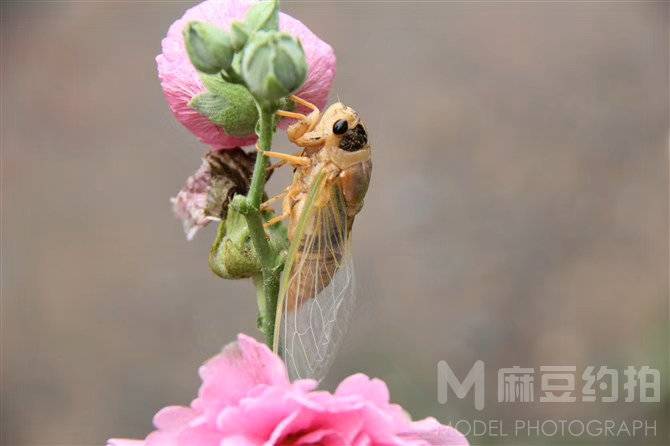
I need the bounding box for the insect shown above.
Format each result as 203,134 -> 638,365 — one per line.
260,96 -> 372,380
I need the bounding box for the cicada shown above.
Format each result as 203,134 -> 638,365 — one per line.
261,96 -> 371,380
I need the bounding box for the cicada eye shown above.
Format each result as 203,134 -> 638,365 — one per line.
332,119 -> 348,135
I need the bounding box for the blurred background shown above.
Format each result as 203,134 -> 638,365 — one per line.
1,1 -> 668,445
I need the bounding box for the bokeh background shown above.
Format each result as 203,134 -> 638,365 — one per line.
1,1 -> 668,445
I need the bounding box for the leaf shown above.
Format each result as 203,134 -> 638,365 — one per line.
244,0 -> 279,33
189,79 -> 259,137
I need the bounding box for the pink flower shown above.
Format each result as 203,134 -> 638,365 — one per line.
108,334 -> 468,446
157,0 -> 336,150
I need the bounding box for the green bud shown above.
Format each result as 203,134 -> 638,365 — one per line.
208,196 -> 288,280
230,21 -> 249,51
209,207 -> 261,279
189,74 -> 259,136
241,31 -> 307,103
184,21 -> 234,74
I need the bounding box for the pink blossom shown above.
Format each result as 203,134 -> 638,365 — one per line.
108,334 -> 468,446
157,0 -> 336,150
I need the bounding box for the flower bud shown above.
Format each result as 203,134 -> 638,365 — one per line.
209,208 -> 262,279
184,21 -> 234,74
241,31 -> 307,103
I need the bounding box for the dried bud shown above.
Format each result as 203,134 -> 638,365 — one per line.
171,149 -> 255,240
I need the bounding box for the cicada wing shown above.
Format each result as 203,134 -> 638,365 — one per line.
273,172 -> 356,381
281,250 -> 355,381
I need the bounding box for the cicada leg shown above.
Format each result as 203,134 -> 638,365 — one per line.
260,187 -> 288,212
262,151 -> 310,167
264,184 -> 298,229
276,95 -> 321,145
257,144 -> 310,167
276,110 -> 307,121
290,94 -> 319,113
263,212 -> 289,228
266,159 -> 287,174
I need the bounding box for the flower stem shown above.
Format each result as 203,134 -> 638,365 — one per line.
248,109 -> 272,209
241,106 -> 281,346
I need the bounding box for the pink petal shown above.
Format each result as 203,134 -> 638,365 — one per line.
400,418 -> 470,446
144,429 -> 180,446
333,374 -> 412,430
295,429 -> 346,446
352,432 -> 372,446
305,412 -> 364,444
153,405 -> 197,430
107,440 -> 144,446
175,424 -> 223,446
221,435 -> 262,446
335,374 -> 390,406
292,390 -> 365,413
216,386 -> 303,438
291,379 -> 319,393
266,409 -> 311,444
193,334 -> 289,421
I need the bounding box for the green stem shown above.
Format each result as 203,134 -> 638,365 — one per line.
253,273 -> 278,345
244,199 -> 274,271
261,271 -> 280,344
240,105 -> 281,347
248,109 -> 272,209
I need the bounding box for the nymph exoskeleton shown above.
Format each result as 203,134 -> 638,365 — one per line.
259,96 -> 371,380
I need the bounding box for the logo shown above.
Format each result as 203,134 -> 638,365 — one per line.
436,361 -> 662,439
437,360 -> 485,410
437,362 -> 660,410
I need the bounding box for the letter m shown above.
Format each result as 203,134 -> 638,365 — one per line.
438,360 -> 485,411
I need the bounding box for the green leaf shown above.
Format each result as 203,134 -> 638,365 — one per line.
230,52 -> 244,78
200,72 -> 229,94
189,79 -> 259,136
189,92 -> 227,124
230,21 -> 249,51
244,0 -> 279,33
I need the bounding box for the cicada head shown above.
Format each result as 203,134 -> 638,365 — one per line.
308,103 -> 366,155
